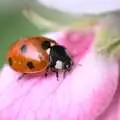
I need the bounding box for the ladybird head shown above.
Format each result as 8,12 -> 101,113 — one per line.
49,45 -> 73,71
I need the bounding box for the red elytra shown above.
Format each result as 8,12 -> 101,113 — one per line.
7,36 -> 57,78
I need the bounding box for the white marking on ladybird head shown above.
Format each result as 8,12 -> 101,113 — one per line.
46,48 -> 50,54
55,60 -> 63,69
66,65 -> 69,68
50,42 -> 56,47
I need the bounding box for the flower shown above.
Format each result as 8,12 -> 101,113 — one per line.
0,30 -> 119,120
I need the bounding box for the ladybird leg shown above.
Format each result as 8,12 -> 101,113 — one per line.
63,68 -> 71,79
45,72 -> 48,77
45,67 -> 49,77
18,73 -> 26,80
44,55 -> 53,77
55,70 -> 59,81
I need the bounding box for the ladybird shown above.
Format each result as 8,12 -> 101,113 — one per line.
7,36 -> 57,79
7,36 -> 73,80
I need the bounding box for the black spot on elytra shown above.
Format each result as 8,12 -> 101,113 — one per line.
8,57 -> 12,66
41,41 -> 51,50
26,61 -> 35,69
20,44 -> 27,53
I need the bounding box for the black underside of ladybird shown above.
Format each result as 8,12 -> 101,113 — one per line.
8,57 -> 13,66
49,45 -> 73,71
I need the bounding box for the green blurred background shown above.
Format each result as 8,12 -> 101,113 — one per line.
0,0 -> 79,68
2,0 -> 118,69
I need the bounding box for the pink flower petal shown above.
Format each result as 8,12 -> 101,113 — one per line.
96,81 -> 120,120
0,31 -> 119,120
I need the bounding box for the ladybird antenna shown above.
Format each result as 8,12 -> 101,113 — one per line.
71,61 -> 82,67
78,63 -> 82,66
73,62 -> 82,67
75,63 -> 82,67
